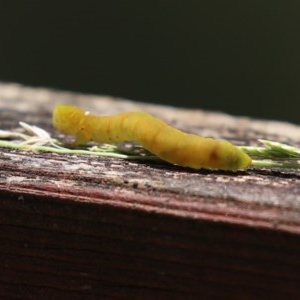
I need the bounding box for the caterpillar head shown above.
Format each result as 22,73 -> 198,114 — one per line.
53,104 -> 86,135
53,104 -> 94,145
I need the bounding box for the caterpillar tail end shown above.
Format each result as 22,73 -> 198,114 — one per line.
235,149 -> 252,170
217,141 -> 252,171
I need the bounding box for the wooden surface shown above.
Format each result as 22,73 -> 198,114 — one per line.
1,82 -> 300,299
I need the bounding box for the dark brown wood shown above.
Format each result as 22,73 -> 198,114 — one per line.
1,82 -> 300,299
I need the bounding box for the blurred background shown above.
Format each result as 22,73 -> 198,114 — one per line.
0,1 -> 299,123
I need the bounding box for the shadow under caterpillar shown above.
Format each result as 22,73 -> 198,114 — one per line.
52,104 -> 252,171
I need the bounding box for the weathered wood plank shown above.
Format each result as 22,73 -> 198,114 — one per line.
1,82 -> 300,299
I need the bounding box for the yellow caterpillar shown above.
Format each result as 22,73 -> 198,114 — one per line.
52,104 -> 252,170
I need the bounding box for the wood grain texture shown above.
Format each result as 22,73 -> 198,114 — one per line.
1,82 -> 300,299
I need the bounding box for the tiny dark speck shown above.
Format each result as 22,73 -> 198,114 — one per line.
209,149 -> 219,162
